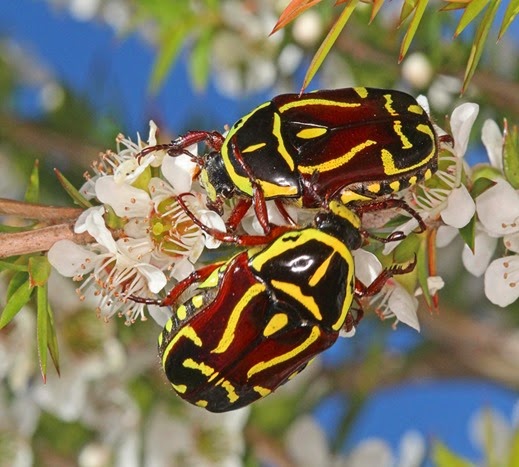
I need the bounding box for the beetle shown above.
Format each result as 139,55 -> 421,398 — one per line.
140,87 -> 440,235
134,201 -> 415,412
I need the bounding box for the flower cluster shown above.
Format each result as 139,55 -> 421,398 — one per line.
48,122 -> 226,324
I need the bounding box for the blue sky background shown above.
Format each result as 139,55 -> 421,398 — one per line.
1,1 -> 518,463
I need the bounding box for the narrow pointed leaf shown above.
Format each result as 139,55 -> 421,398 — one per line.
46,303 -> 60,376
498,0 -> 519,39
189,29 -> 214,90
28,256 -> 51,287
416,233 -> 432,307
433,441 -> 474,467
37,285 -> 48,381
7,271 -> 29,301
503,120 -> 519,188
0,260 -> 28,272
400,0 -> 419,25
0,279 -> 33,329
462,0 -> 501,92
370,0 -> 386,22
24,160 -> 40,204
509,427 -> 519,467
149,24 -> 192,94
454,0 -> 490,37
301,0 -> 359,92
399,0 -> 429,62
458,214 -> 477,252
441,2 -> 470,11
54,169 -> 93,209
271,0 -> 325,34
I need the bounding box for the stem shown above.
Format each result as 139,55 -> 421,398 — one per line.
0,222 -> 94,258
0,198 -> 83,222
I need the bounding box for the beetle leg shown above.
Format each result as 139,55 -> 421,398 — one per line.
355,254 -> 417,299
129,262 -> 224,307
177,193 -> 292,246
226,198 -> 253,232
274,199 -> 297,226
230,137 -> 271,235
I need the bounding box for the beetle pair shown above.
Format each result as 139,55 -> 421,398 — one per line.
135,87 -> 442,411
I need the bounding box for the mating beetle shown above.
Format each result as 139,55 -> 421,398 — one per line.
136,202 -> 414,412
141,87 -> 439,235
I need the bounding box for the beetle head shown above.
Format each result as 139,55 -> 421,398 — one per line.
200,151 -> 235,215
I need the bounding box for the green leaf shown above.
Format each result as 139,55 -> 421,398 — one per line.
7,271 -> 29,301
433,441 -> 475,467
0,279 -> 33,329
24,160 -> 40,204
370,0 -> 386,22
503,121 -> 519,189
454,0 -> 491,37
37,285 -> 48,381
458,214 -> 477,252
508,426 -> 519,467
301,0 -> 359,92
46,303 -> 60,376
416,234 -> 432,307
399,0 -> 419,24
28,256 -> 51,287
189,28 -> 214,91
399,0 -> 429,62
471,176 -> 496,198
149,24 -> 193,94
498,0 -> 519,39
0,260 -> 28,272
441,2 -> 470,12
54,169 -> 93,209
462,0 -> 501,92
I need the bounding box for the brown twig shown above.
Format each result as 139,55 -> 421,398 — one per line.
0,222 -> 94,258
0,198 -> 83,222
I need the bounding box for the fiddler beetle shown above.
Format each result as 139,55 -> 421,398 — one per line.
133,201 -> 415,412
139,87 -> 444,236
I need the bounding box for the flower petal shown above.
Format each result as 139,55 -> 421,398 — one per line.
75,206 -> 118,253
197,209 -> 226,249
481,119 -> 504,171
148,305 -> 172,327
353,249 -> 383,285
135,263 -> 167,294
95,176 -> 151,218
476,179 -> 519,236
440,184 -> 475,228
484,256 -> 519,307
450,102 -> 479,158
48,240 -> 97,277
436,225 -> 459,248
462,231 -> 498,277
388,285 -> 420,331
504,233 -> 519,254
161,151 -> 197,194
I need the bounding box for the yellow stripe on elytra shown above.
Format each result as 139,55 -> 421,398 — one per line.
211,282 -> 267,354
279,98 -> 361,113
157,333 -> 163,347
299,140 -> 377,175
393,120 -> 413,149
296,127 -> 328,139
308,251 -> 335,287
408,175 -> 418,185
247,326 -> 321,378
172,383 -> 187,394
253,386 -> 271,397
381,124 -> 436,176
272,113 -> 295,171
162,325 -> 202,368
271,280 -> 322,321
328,200 -> 361,229
367,182 -> 381,193
263,313 -> 289,337
216,378 -> 239,403
354,87 -> 368,98
389,180 -> 401,191
408,104 -> 424,115
176,304 -> 187,320
183,358 -> 215,377
196,400 -> 208,408
242,142 -> 267,153
384,94 -> 398,116
340,191 -> 372,204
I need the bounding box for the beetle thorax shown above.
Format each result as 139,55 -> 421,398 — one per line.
200,152 -> 236,206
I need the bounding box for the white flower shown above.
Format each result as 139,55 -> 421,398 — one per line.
481,118 -> 504,171
144,403 -> 249,467
484,256 -> 519,307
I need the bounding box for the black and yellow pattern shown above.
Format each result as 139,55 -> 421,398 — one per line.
158,202 -> 361,412
216,87 -> 438,207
